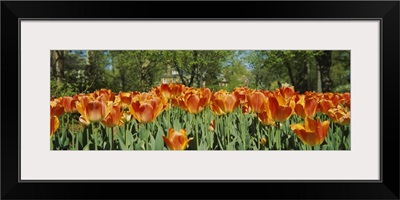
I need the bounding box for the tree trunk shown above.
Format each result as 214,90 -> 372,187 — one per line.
188,51 -> 198,87
316,66 -> 322,92
55,50 -> 64,86
285,62 -> 296,89
315,51 -> 333,92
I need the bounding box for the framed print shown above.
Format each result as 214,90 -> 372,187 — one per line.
2,1 -> 399,199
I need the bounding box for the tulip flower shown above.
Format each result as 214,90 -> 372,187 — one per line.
209,119 -> 216,132
233,86 -> 249,104
279,84 -> 295,100
93,89 -> 115,102
267,94 -> 295,122
162,128 -> 193,150
160,83 -> 185,100
290,117 -> 330,146
75,95 -> 113,125
117,91 -> 136,108
257,111 -> 275,125
260,137 -> 267,146
340,92 -> 351,108
50,115 -> 59,137
210,90 -> 240,115
129,92 -> 167,123
247,91 -> 267,114
61,96 -> 78,113
318,99 -> 335,114
102,104 -> 124,127
178,87 -> 211,114
328,105 -> 350,125
50,98 -> 65,117
50,103 -> 63,137
294,95 -> 318,119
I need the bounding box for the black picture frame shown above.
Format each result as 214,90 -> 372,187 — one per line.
1,1 -> 399,199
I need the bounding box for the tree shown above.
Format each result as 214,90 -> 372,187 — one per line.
315,51 -> 333,92
165,50 -> 232,87
110,50 -> 164,92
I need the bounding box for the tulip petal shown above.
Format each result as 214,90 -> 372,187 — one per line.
162,135 -> 175,150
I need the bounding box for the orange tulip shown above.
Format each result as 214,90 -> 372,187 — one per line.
102,104 -> 124,127
162,128 -> 193,150
160,83 -> 185,100
241,103 -> 251,114
178,87 -> 211,114
318,99 -> 335,114
75,95 -> 113,125
93,89 -> 115,102
50,98 -> 65,117
324,92 -> 341,107
121,110 -> 133,124
50,102 -> 62,137
279,84 -> 295,100
340,92 -> 351,108
61,96 -> 78,113
210,90 -> 240,115
50,115 -> 59,138
260,137 -> 267,146
328,105 -> 350,125
233,86 -> 249,104
129,92 -> 167,123
247,91 -> 267,114
267,94 -> 295,122
257,111 -> 275,125
117,92 -> 136,108
209,119 -> 216,132
290,117 -> 330,146
294,95 -> 318,119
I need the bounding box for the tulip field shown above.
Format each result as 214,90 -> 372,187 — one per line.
50,84 -> 350,150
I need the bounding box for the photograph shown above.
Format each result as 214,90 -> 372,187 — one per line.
50,50 -> 351,151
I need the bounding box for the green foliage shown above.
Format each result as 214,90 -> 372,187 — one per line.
50,50 -> 350,97
51,106 -> 350,151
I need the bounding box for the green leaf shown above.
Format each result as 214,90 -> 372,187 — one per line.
139,127 -> 149,141
126,131 -> 134,148
150,134 -> 156,150
173,119 -> 181,131
117,134 -> 128,150
135,140 -> 145,150
155,127 -> 164,150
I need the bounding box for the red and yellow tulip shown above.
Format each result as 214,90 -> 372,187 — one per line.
328,105 -> 350,125
129,92 -> 167,123
247,91 -> 267,114
61,96 -> 78,113
290,117 -> 330,146
294,95 -> 318,119
178,87 -> 211,114
267,94 -> 295,122
102,104 -> 124,127
50,102 -> 63,137
75,95 -> 113,125
210,90 -> 240,115
162,128 -> 193,150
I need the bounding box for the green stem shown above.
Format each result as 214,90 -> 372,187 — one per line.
241,110 -> 246,150
168,101 -> 171,128
256,116 -> 260,150
226,114 -> 230,146
195,114 -> 199,149
110,127 -> 113,150
276,122 -> 281,150
86,126 -> 90,150
125,123 -> 128,150
146,123 -> 150,150
92,123 -> 97,150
